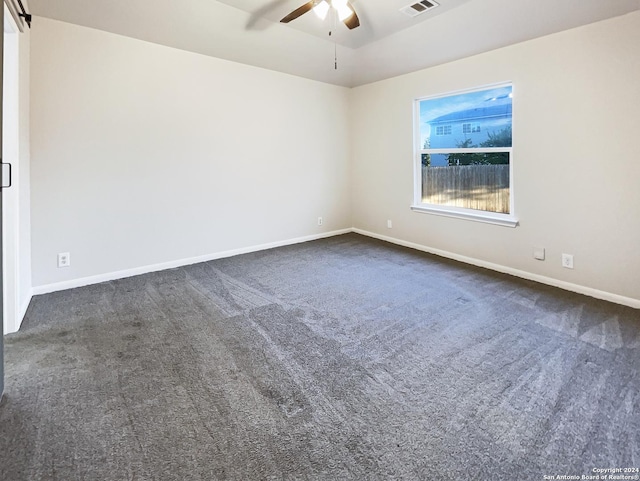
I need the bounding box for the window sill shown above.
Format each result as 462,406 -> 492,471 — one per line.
410,204 -> 519,228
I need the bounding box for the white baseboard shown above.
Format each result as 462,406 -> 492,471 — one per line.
17,289 -> 33,328
353,228 -> 640,309
32,229 -> 352,296
29,227 -> 640,310
3,289 -> 34,334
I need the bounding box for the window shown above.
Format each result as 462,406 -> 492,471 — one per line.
462,123 -> 481,134
435,125 -> 452,135
412,84 -> 517,227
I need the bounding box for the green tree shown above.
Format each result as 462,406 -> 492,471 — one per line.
445,126 -> 511,166
446,138 -> 483,166
483,126 -> 512,148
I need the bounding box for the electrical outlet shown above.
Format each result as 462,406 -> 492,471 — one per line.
57,252 -> 71,268
387,220 -> 393,229
562,253 -> 574,269
317,217 -> 323,226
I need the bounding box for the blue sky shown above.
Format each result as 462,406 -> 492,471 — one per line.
419,85 -> 512,145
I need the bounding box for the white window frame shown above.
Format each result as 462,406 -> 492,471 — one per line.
411,83 -> 518,228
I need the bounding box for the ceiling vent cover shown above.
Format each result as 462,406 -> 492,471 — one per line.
400,0 -> 439,17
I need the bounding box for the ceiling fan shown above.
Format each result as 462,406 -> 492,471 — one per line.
280,0 -> 360,30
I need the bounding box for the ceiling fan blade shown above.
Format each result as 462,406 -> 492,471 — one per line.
280,1 -> 315,23
343,3 -> 360,29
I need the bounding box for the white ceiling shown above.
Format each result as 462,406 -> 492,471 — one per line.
27,0 -> 640,87
215,0 -> 472,49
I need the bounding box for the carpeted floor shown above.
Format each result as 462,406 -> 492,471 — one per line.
1,233 -> 639,480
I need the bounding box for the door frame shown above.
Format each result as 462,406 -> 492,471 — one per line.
3,1 -> 19,336
0,0 -> 6,400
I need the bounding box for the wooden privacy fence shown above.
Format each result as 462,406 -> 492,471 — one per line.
422,164 -> 510,213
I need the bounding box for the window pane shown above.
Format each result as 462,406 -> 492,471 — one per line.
420,86 -> 512,151
422,156 -> 510,214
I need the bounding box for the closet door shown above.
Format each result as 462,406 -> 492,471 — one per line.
0,2 -> 4,399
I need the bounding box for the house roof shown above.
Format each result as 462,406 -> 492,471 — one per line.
430,103 -> 512,125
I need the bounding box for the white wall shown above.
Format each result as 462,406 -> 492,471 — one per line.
30,18 -> 351,287
350,11 -> 640,303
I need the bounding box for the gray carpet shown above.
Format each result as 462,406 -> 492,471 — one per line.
1,233 -> 639,480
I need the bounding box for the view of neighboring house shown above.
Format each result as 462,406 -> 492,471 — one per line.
427,93 -> 513,166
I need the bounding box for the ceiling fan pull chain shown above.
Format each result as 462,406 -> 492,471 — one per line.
332,10 -> 338,70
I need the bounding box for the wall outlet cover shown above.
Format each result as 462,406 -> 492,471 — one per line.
57,252 -> 71,268
562,253 -> 574,269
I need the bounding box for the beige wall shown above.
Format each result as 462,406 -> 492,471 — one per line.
350,12 -> 640,303
29,13 -> 640,306
30,18 -> 351,286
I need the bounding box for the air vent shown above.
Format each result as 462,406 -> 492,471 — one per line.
399,0 -> 439,17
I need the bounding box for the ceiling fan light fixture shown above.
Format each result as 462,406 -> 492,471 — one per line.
280,0 -> 360,30
336,3 -> 354,21
313,0 -> 330,20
